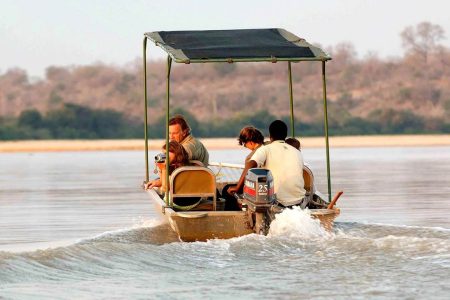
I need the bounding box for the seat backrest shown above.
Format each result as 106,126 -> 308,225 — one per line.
189,160 -> 205,167
303,165 -> 315,194
170,166 -> 217,210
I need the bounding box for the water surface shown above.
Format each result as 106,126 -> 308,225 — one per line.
0,147 -> 449,299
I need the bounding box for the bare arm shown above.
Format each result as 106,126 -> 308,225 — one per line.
227,160 -> 257,195
145,162 -> 165,190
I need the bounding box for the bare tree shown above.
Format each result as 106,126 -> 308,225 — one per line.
331,42 -> 357,65
401,22 -> 445,63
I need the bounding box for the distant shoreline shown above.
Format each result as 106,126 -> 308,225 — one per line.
1,135 -> 450,152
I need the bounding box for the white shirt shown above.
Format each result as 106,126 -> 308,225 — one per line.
251,140 -> 305,206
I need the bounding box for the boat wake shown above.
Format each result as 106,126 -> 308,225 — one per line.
1,214 -> 449,298
0,218 -> 178,268
79,218 -> 180,246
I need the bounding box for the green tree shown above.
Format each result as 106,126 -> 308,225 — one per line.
368,109 -> 424,134
18,109 -> 43,128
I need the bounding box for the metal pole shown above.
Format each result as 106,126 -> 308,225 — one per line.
165,56 -> 172,206
143,37 -> 149,182
322,61 -> 332,202
288,62 -> 295,137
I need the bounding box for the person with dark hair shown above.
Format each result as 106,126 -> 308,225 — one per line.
168,114 -> 209,166
237,126 -> 265,161
145,141 -> 190,190
229,120 -> 306,208
225,126 -> 265,209
268,119 -> 288,140
161,141 -> 190,174
285,137 -> 301,150
238,126 -> 265,146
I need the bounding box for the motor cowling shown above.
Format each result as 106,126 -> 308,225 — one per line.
243,168 -> 275,212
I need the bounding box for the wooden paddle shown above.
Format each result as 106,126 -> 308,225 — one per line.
327,190 -> 343,209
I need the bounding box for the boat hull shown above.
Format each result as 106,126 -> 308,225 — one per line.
169,211 -> 254,242
148,189 -> 339,242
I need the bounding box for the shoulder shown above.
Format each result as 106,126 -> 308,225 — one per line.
184,135 -> 203,146
254,144 -> 267,154
251,145 -> 267,162
265,140 -> 284,151
181,134 -> 194,144
181,135 -> 196,148
182,135 -> 208,155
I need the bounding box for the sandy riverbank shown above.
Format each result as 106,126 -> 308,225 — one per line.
1,135 -> 449,152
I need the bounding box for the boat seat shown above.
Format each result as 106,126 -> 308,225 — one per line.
189,160 -> 205,167
170,166 -> 217,211
303,165 -> 315,201
302,165 -> 328,208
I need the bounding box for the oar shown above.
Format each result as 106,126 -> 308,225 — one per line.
327,190 -> 343,209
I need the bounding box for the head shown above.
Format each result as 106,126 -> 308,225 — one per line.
168,115 -> 191,143
285,137 -> 301,150
238,126 -> 264,150
269,120 -> 288,141
162,141 -> 189,168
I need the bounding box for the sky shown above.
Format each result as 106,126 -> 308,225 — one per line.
1,0 -> 449,78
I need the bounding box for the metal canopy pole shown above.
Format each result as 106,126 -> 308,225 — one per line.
143,37 -> 149,182
288,62 -> 295,137
322,61 -> 332,202
165,56 -> 172,206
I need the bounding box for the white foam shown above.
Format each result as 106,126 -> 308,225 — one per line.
0,239 -> 79,254
358,221 -> 450,232
74,217 -> 164,244
372,235 -> 450,253
268,206 -> 331,239
131,216 -> 166,229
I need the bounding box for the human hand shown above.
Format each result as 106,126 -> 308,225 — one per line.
156,162 -> 166,170
227,185 -> 238,195
145,179 -> 162,190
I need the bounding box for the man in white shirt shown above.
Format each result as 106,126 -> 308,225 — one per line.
230,120 -> 306,207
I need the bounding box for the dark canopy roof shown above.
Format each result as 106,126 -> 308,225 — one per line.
145,28 -> 331,63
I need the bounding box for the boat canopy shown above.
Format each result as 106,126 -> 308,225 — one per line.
142,28 -> 333,203
144,28 -> 331,63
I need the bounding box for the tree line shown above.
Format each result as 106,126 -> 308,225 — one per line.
0,104 -> 141,140
0,22 -> 450,138
1,22 -> 449,140
1,103 -> 448,140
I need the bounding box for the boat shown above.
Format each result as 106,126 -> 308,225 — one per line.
141,28 -> 342,242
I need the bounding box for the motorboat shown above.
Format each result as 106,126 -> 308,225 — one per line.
141,29 -> 342,241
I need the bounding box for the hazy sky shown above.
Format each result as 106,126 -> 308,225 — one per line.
1,0 -> 449,78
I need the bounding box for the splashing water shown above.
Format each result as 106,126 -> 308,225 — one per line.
131,216 -> 166,229
268,206 -> 331,239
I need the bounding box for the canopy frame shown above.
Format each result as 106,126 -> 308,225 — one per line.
143,29 -> 333,204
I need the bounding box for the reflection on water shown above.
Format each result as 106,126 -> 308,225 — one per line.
0,147 -> 449,298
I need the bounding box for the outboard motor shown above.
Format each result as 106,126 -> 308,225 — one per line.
242,168 -> 275,234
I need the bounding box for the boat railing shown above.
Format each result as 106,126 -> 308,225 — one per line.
208,162 -> 243,189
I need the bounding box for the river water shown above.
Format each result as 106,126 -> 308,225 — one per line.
0,147 -> 449,299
